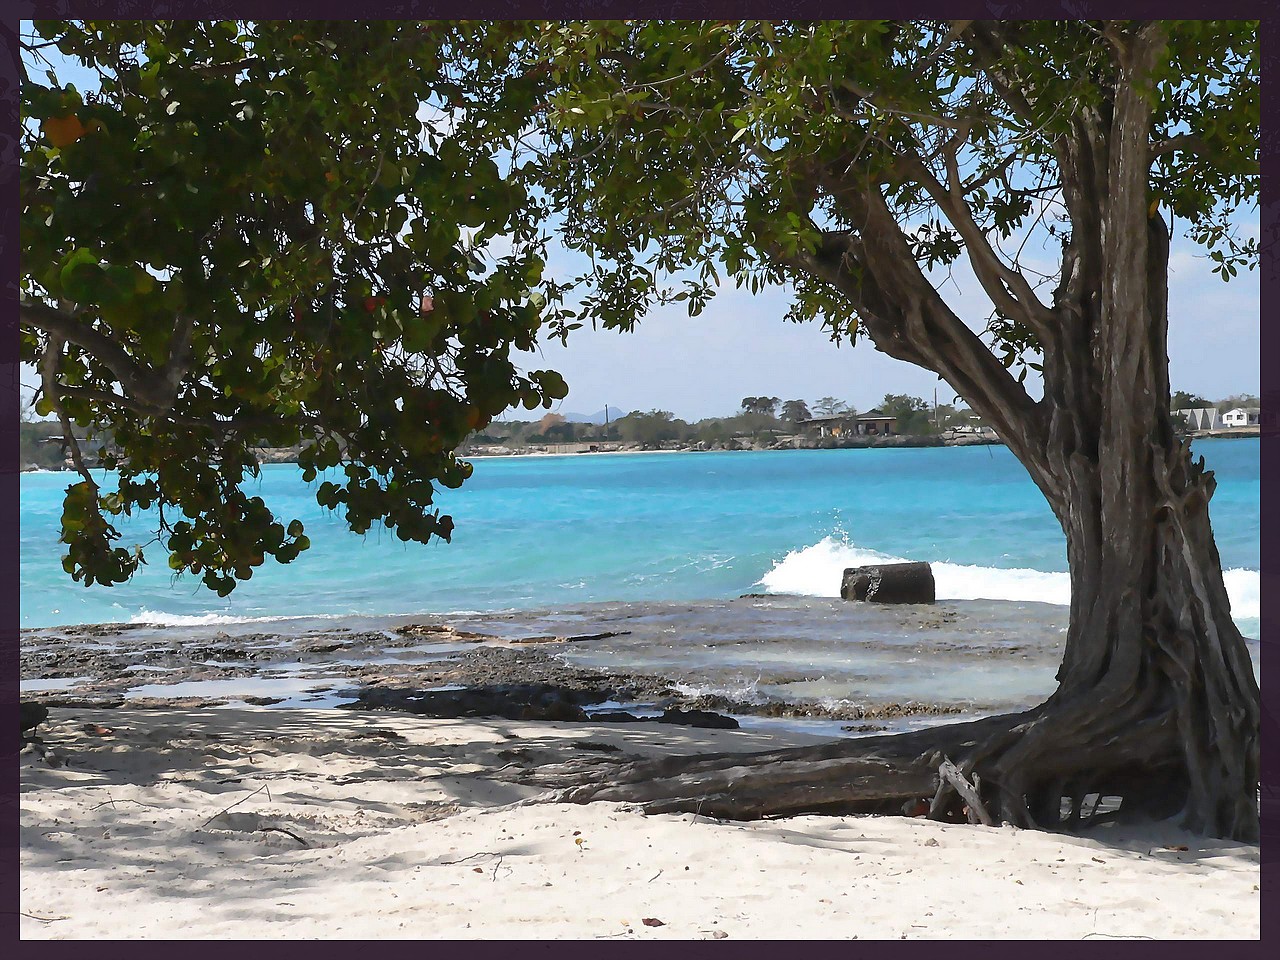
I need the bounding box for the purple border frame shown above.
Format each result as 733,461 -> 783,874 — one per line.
2,5 -> 1271,951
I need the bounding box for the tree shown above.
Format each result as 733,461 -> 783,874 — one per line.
812,396 -> 850,417
20,21 -> 567,595
935,403 -> 969,429
1214,393 -> 1259,413
879,393 -> 936,434
1171,390 -> 1211,410
615,409 -> 683,447
781,399 -> 811,422
739,395 -> 780,416
522,20 -> 1259,839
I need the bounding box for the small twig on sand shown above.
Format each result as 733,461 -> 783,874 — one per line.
16,912 -> 69,923
1081,933 -> 1156,940
433,851 -> 501,867
88,797 -> 168,812
648,869 -> 663,883
491,854 -> 507,882
258,826 -> 310,847
200,785 -> 266,828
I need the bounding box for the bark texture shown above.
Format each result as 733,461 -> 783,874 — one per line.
522,22 -> 1259,841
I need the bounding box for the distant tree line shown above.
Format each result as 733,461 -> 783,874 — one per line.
461,392 -> 999,451
26,387 -> 1255,466
1170,390 -> 1259,413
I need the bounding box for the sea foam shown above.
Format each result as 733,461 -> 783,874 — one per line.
759,534 -> 1260,619
126,609 -> 337,627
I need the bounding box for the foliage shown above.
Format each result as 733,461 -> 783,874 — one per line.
780,399 -> 811,422
613,409 -> 686,447
739,396 -> 780,416
524,20 -> 1256,386
812,397 -> 852,417
1213,393 -> 1259,413
1171,390 -> 1212,410
879,393 -> 936,435
20,21 -> 567,594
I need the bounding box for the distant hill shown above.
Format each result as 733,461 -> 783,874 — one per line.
560,407 -> 630,424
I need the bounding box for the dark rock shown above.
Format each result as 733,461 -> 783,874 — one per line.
587,711 -> 644,723
841,561 -> 935,604
185,645 -> 251,662
656,708 -> 739,729
21,701 -> 49,734
346,683 -> 618,722
577,740 -> 622,752
586,708 -> 738,729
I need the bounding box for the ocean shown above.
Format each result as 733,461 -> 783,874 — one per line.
20,440 -> 1259,636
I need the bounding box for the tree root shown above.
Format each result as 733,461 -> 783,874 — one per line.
508,702 -> 1209,832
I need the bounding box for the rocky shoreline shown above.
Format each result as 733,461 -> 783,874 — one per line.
20,598 -> 1065,737
187,432 -> 1004,469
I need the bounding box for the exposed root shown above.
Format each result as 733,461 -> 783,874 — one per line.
510,698 -> 1214,832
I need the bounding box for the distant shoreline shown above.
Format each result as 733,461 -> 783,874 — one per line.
20,428 -> 1260,473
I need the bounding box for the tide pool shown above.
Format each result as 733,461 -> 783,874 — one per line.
19,440 -> 1260,635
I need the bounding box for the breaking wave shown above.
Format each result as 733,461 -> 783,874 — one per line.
126,610 -> 341,627
758,535 -> 1260,620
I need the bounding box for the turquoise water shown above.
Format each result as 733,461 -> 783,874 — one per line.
20,441 -> 1260,634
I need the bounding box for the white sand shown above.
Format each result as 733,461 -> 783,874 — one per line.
21,706 -> 1259,939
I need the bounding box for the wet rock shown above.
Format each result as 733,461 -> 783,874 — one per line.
682,693 -> 966,722
346,683 -> 614,722
587,707 -> 739,729
184,645 -> 254,662
392,623 -> 501,643
509,630 -> 630,644
587,711 -> 644,723
657,708 -> 738,729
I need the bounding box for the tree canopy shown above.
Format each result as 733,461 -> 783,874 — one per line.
528,21 -> 1255,353
21,21 -> 566,594
1170,390 -> 1212,409
780,399 -> 811,422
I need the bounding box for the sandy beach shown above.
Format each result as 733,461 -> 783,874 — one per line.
21,705 -> 1259,940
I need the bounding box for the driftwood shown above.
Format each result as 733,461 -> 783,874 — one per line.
930,758 -> 994,825
841,562 -> 935,604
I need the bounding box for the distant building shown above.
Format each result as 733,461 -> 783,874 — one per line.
950,421 -> 1000,439
800,413 -> 856,438
1221,407 -> 1260,428
801,410 -> 898,437
1173,407 -> 1223,432
854,410 -> 897,436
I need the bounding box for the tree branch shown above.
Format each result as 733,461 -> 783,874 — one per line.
888,143 -> 1054,337
966,23 -> 1040,128
771,181 -> 1055,493
40,336 -> 97,489
1148,133 -> 1208,162
21,300 -> 195,412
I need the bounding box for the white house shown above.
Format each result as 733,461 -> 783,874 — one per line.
1173,407 -> 1223,432
1221,407 -> 1260,428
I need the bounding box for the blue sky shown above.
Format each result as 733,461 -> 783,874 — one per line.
518,222 -> 1259,420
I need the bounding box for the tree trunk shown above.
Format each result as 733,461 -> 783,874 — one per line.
514,25 -> 1260,842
